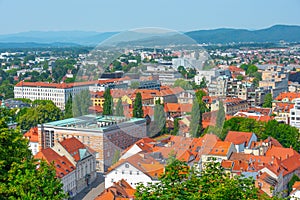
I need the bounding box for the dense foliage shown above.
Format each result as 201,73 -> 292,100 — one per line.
18,100 -> 63,131
0,126 -> 66,199
221,117 -> 300,151
135,158 -> 258,200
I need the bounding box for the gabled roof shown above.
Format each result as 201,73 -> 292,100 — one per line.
107,153 -> 164,180
35,148 -> 75,178
60,137 -> 93,162
164,103 -> 192,113
265,146 -> 298,161
95,179 -> 135,200
208,141 -> 233,156
224,131 -> 253,146
24,127 -> 38,143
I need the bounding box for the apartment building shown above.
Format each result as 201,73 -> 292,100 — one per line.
14,81 -> 97,110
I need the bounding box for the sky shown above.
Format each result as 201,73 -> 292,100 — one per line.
0,0 -> 299,34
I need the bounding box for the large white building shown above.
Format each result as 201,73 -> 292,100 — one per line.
290,98 -> 300,129
14,81 -> 98,110
105,153 -> 164,189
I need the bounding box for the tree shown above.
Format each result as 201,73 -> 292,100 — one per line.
0,127 -> 66,199
263,93 -> 273,108
288,175 -> 300,193
111,149 -> 121,165
18,101 -> 63,131
215,101 -> 225,134
190,98 -> 201,137
174,79 -> 193,90
221,117 -> 300,151
149,99 -> 166,137
64,94 -> 73,119
170,118 -> 179,135
115,98 -> 124,116
133,92 -> 143,118
199,77 -> 207,88
135,158 -> 258,200
103,88 -> 113,115
130,81 -> 140,89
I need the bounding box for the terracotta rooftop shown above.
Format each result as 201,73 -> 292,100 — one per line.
265,146 -> 299,161
224,131 -> 253,146
209,141 -> 233,156
24,127 -> 38,143
35,148 -> 75,178
95,179 -> 135,200
60,137 -> 93,162
164,103 -> 192,113
275,92 -> 300,102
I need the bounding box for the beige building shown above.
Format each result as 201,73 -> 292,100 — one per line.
38,115 -> 146,172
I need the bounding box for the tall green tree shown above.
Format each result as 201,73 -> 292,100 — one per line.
133,92 -> 143,118
149,99 -> 166,137
103,88 -> 113,115
263,93 -> 273,108
135,158 -> 258,200
115,98 -> 124,116
171,118 -> 179,135
0,127 -> 66,199
64,94 -> 73,119
190,98 -> 201,137
72,90 -> 92,117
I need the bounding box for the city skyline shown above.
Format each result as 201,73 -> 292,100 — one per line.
0,0 -> 299,34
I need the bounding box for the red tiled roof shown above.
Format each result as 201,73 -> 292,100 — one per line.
265,146 -> 299,161
15,80 -> 98,89
209,141 -> 233,156
60,137 -> 86,162
224,131 -> 253,145
164,103 -> 192,113
24,127 -> 38,143
275,92 -> 300,102
35,148 -> 75,178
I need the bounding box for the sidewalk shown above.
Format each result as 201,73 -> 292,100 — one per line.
71,172 -> 105,200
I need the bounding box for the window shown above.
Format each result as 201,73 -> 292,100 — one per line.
125,164 -> 129,168
137,171 -> 139,175
122,171 -> 124,174
129,171 -> 132,175
111,178 -> 114,183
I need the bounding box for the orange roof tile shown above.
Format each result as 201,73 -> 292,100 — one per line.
35,148 -> 75,178
209,141 -> 232,156
275,92 -> 300,102
60,137 -> 87,162
265,146 -> 299,161
224,131 -> 253,145
24,127 -> 38,143
164,103 -> 192,113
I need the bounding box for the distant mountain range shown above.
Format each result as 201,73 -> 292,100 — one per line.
0,25 -> 299,48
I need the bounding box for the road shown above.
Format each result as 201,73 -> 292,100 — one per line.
71,173 -> 105,200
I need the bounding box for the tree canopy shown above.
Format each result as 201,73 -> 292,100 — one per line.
221,117 -> 300,151
18,100 -> 63,131
0,127 -> 66,199
133,92 -> 143,118
135,158 -> 258,200
263,93 -> 273,108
